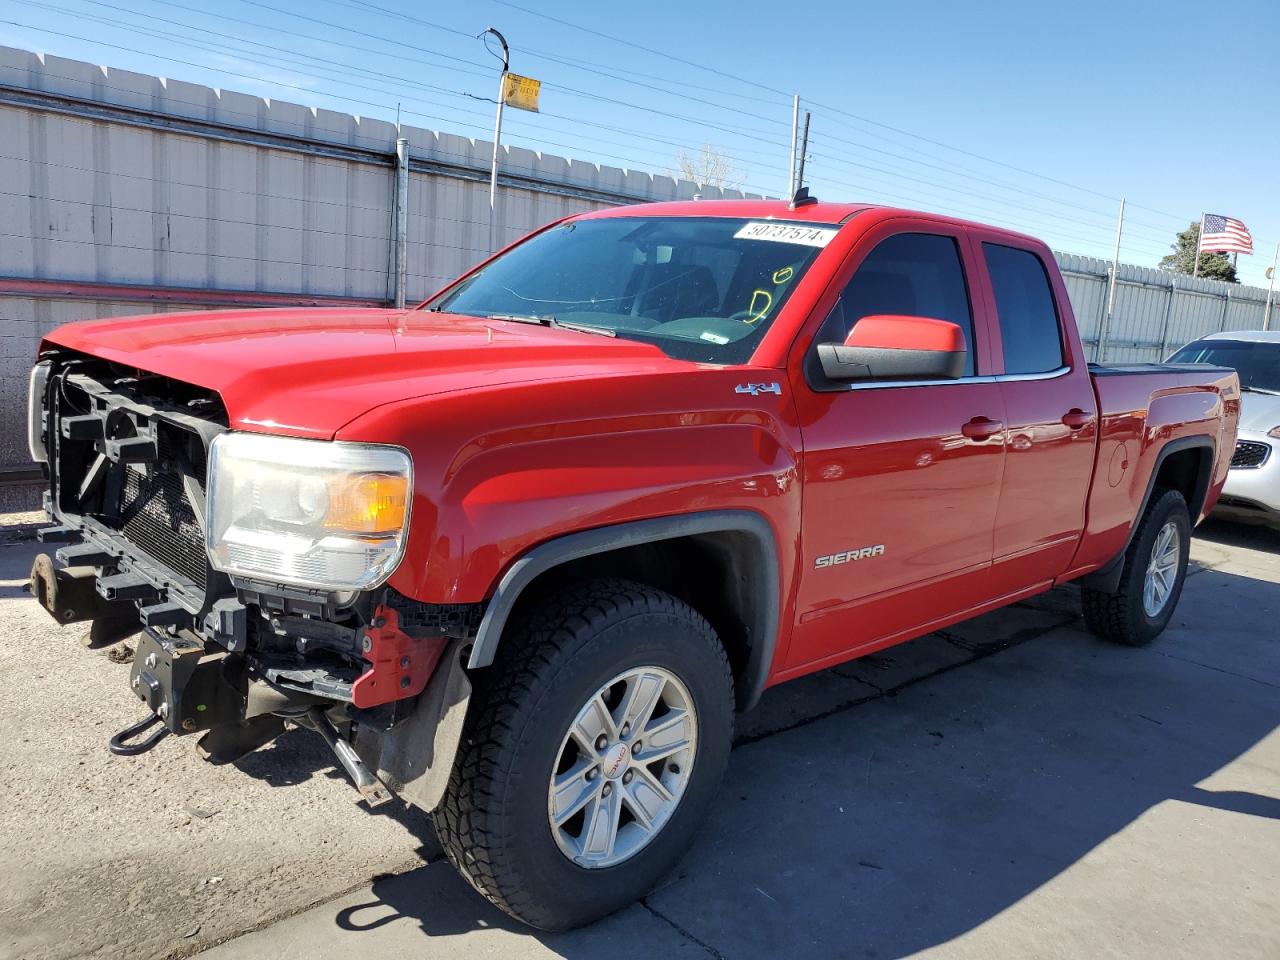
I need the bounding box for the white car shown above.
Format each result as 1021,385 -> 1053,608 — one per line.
1170,330 -> 1280,524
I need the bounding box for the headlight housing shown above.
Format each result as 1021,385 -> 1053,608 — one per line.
206,433 -> 412,592
1268,426 -> 1280,439
28,361 -> 52,464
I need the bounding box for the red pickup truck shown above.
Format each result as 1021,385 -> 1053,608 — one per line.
26,199 -> 1238,929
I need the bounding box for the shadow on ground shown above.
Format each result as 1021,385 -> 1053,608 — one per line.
1196,515 -> 1280,553
289,553 -> 1279,959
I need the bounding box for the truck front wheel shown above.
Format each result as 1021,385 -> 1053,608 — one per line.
436,578 -> 734,930
1081,488 -> 1191,646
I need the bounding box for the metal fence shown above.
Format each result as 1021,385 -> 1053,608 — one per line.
1058,253 -> 1275,364
1,46 -> 1275,509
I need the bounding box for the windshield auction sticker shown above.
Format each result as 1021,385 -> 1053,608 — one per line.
734,222 -> 838,247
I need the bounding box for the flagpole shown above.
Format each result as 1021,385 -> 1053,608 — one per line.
1193,213 -> 1204,279
1265,241 -> 1279,332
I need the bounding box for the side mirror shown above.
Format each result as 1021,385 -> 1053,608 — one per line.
817,314 -> 967,382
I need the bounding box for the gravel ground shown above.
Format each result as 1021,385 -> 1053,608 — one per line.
0,536 -> 440,960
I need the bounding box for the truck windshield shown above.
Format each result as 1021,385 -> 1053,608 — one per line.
1169,340 -> 1280,394
422,216 -> 837,364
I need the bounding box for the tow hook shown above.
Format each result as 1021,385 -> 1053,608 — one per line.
307,707 -> 393,807
108,712 -> 171,756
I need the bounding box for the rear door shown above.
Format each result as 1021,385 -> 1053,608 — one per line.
784,219 -> 1007,672
968,235 -> 1099,593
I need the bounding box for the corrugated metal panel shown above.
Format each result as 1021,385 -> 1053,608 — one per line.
1051,251 -> 1273,362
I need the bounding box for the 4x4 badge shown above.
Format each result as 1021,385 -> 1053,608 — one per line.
735,382 -> 782,396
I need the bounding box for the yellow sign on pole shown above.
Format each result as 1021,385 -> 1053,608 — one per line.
502,73 -> 541,112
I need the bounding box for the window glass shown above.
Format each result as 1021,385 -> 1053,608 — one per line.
425,216 -> 831,364
983,243 -> 1064,375
819,233 -> 976,377
1168,340 -> 1280,394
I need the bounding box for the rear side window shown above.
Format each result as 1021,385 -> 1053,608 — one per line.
820,232 -> 976,377
983,243 -> 1064,375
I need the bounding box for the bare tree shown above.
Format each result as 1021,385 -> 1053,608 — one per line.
674,143 -> 743,192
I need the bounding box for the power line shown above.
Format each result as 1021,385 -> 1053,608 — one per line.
491,0 -> 792,98
2,19 -> 777,195
33,0 -> 782,175
85,0 -> 1181,244
315,0 -> 792,109
11,4 -> 1251,260
489,0 -> 1205,227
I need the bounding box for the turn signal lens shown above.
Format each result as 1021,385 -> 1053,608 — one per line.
324,473 -> 409,534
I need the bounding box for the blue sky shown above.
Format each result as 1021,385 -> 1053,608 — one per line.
2,0 -> 1277,286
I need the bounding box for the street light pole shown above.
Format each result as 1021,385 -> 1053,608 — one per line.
481,27 -> 509,255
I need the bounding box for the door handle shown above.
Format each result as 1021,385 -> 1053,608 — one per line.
961,416 -> 1004,440
1061,408 -> 1094,430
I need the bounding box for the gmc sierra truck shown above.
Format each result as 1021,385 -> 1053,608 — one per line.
26,199 -> 1238,930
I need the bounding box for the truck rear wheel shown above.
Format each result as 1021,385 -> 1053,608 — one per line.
1081,488 -> 1191,646
436,578 -> 734,930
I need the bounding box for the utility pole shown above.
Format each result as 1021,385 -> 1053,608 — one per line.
1097,197 -> 1125,362
1265,242 -> 1279,331
787,95 -> 799,197
393,137 -> 409,309
481,27 -> 510,255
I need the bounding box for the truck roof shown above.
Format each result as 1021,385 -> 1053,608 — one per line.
580,198 -> 873,224
576,198 -> 1045,246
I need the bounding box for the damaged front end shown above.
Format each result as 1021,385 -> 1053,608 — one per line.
26,351 -> 479,811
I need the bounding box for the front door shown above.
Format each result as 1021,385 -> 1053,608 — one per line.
785,227 -> 1006,672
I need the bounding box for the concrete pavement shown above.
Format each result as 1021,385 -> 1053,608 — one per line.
190,519 -> 1280,960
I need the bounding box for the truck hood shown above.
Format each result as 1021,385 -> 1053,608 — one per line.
44,307 -> 682,438
1238,391 -> 1280,435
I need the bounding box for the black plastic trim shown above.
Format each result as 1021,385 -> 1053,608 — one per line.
816,343 -> 966,382
467,510 -> 781,711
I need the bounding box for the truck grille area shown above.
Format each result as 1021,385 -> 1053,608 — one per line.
46,355 -> 227,609
119,440 -> 208,592
1231,440 -> 1270,469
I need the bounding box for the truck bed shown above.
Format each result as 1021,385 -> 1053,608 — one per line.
1070,362 -> 1239,577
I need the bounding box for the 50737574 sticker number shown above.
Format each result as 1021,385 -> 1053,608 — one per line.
733,221 -> 838,248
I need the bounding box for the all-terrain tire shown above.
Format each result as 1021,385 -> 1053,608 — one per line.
436,578 -> 735,931
1081,488 -> 1191,646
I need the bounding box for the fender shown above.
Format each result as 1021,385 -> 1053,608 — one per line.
467,510 -> 781,711
1077,434 -> 1216,592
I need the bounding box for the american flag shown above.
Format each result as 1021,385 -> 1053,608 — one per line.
1200,214 -> 1253,255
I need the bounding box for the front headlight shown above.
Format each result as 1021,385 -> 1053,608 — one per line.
206,433 -> 412,592
1268,426 -> 1280,439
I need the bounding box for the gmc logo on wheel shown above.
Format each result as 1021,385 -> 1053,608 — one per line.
815,544 -> 886,568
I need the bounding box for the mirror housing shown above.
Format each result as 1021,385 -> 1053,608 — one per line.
817,314 -> 967,382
